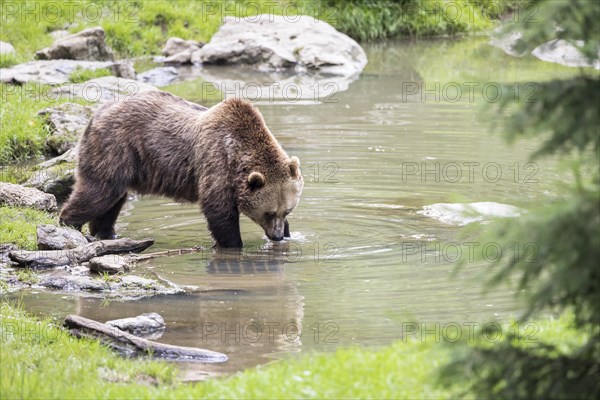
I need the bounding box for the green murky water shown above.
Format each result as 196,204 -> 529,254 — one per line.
12,37 -> 577,378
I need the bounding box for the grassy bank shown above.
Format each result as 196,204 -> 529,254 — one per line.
0,301 -> 588,399
0,206 -> 56,250
0,0 -> 512,66
0,83 -> 86,164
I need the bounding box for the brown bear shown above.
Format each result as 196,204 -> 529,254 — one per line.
59,90 -> 304,248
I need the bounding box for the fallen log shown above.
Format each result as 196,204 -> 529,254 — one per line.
9,238 -> 155,269
64,314 -> 228,362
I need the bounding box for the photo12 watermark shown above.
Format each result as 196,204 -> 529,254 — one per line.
199,320 -> 339,344
400,161 -> 540,184
401,321 -> 540,343
1,1 -> 140,24
401,81 -> 540,104
400,241 -> 538,264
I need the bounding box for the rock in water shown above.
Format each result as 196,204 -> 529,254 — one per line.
419,202 -> 522,226
532,39 -> 600,70
197,15 -> 367,76
41,275 -> 107,291
137,67 -> 179,87
489,30 -> 526,57
0,182 -> 57,211
35,26 -> 114,61
106,313 -> 166,335
37,224 -> 88,250
89,255 -> 130,274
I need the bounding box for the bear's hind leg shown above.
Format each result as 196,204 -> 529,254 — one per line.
60,182 -> 125,236
89,194 -> 127,239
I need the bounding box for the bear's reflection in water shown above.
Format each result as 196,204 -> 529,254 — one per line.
76,243 -> 304,380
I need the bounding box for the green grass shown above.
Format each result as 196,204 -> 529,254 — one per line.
0,163 -> 35,183
0,302 -> 179,399
317,0 -> 502,42
0,83 -> 83,163
69,66 -> 113,83
0,300 -> 587,400
0,51 -> 19,68
0,206 -> 56,250
15,268 -> 40,285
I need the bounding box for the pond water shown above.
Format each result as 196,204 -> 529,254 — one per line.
11,37 -> 576,379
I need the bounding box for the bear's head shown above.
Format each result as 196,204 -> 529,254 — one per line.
240,156 -> 303,241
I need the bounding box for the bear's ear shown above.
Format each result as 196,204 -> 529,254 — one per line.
248,171 -> 265,189
289,156 -> 300,178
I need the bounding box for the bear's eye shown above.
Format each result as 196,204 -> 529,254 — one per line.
265,212 -> 276,219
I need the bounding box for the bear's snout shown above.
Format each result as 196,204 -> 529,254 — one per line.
264,218 -> 286,242
268,233 -> 284,242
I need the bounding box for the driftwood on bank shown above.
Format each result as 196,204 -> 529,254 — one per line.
64,314 -> 228,362
8,238 -> 154,269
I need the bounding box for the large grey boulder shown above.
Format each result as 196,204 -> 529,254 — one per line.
197,15 -> 367,76
35,26 -> 114,61
0,182 -> 57,211
0,41 -> 15,55
38,103 -> 94,155
0,59 -> 128,85
52,76 -> 158,104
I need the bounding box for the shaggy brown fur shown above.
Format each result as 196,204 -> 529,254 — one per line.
59,91 -> 303,247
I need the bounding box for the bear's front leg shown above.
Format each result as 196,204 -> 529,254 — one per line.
284,219 -> 291,238
208,215 -> 243,248
202,202 -> 244,248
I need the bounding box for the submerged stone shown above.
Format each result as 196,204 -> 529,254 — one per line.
419,202 -> 523,226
